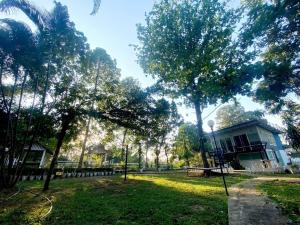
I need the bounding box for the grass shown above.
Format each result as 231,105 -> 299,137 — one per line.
0,173 -> 249,225
253,173 -> 300,178
259,180 -> 300,224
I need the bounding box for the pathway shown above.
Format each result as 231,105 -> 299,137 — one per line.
228,176 -> 300,225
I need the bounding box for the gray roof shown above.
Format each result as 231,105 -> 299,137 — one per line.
87,143 -> 107,154
211,120 -> 283,136
24,143 -> 53,154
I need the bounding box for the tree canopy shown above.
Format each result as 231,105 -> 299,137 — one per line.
241,0 -> 300,151
242,0 -> 299,112
136,0 -> 256,169
215,103 -> 264,129
0,0 -> 180,190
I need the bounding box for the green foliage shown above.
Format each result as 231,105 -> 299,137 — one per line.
0,0 -> 50,31
0,0 -> 182,189
281,101 -> 300,151
215,103 -> 264,129
242,0 -> 300,111
136,0 -> 256,167
173,123 -> 199,166
136,0 -> 255,106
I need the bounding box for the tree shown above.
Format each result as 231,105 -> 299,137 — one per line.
78,48 -> 120,168
42,2 -> 91,190
173,123 -> 199,167
242,1 -> 299,152
0,0 -> 50,189
215,103 -> 264,129
242,0 -> 299,112
149,100 -> 180,171
281,101 -> 300,151
136,0 -> 255,170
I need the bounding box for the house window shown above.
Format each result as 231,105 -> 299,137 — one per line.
234,134 -> 250,151
225,138 -> 234,152
219,139 -> 227,153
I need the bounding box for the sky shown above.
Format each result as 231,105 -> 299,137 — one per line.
0,0 -> 283,132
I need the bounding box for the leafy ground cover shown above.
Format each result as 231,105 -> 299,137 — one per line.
259,180 -> 300,224
0,173 -> 249,225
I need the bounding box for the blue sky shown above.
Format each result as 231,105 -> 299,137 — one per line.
0,0 -> 283,131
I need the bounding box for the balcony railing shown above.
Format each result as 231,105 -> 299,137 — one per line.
209,141 -> 267,156
234,142 -> 267,153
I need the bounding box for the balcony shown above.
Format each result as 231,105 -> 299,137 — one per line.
234,141 -> 267,153
209,141 -> 268,164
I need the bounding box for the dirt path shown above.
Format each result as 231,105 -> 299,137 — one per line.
228,176 -> 300,225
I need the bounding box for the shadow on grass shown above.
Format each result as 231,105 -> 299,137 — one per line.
133,173 -> 249,188
0,174 -> 247,225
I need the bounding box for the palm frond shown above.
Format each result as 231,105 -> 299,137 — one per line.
0,0 -> 50,30
0,18 -> 38,71
90,0 -> 101,15
0,18 -> 36,46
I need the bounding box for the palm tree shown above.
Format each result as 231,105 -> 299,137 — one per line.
0,0 -> 101,190
0,0 -> 50,30
0,0 -> 62,189
0,18 -> 41,189
0,0 -> 101,17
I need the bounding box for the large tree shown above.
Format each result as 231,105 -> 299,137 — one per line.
242,0 -> 300,150
136,0 -> 255,169
215,103 -> 264,129
242,0 -> 299,112
78,47 -> 120,169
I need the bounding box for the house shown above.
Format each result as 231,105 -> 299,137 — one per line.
23,143 -> 53,168
208,120 -> 289,171
87,143 -> 110,166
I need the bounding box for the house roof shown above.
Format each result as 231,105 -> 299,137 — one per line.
211,120 -> 283,136
87,144 -> 107,154
24,143 -> 53,155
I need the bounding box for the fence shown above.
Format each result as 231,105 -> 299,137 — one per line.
19,167 -> 114,181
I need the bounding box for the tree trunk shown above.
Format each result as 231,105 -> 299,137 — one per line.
9,76 -> 39,187
121,129 -> 127,162
155,144 -> 160,171
43,113 -> 73,191
6,73 -> 19,185
165,148 -> 169,169
12,71 -> 28,159
145,140 -> 149,168
155,152 -> 159,171
138,143 -> 142,169
78,117 -> 91,169
186,158 -> 190,167
194,100 -> 210,171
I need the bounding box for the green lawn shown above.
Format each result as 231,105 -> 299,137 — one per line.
259,180 -> 300,224
0,173 -> 249,225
